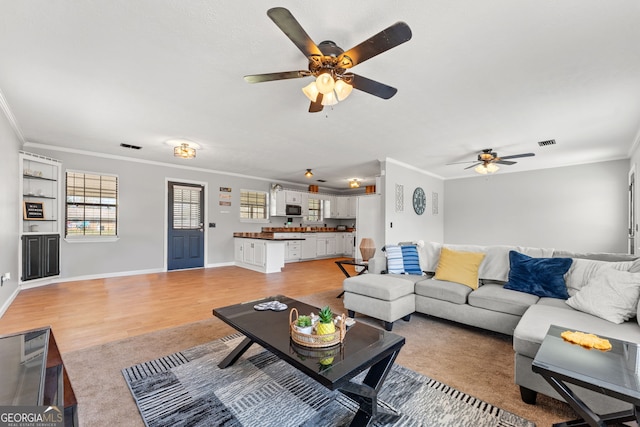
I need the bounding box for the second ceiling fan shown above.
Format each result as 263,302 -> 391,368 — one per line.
244,7 -> 412,112
448,149 -> 536,174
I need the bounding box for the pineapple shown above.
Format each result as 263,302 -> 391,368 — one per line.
316,306 -> 336,337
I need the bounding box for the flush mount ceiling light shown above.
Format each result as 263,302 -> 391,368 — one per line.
349,179 -> 360,188
174,143 -> 196,159
166,139 -> 200,160
304,169 -> 313,178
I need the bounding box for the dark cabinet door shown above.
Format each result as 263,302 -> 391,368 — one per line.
22,235 -> 44,281
43,234 -> 60,277
22,234 -> 60,281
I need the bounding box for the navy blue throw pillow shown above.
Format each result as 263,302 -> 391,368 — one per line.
401,245 -> 423,275
504,251 -> 572,299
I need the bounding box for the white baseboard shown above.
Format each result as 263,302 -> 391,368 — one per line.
0,286 -> 20,318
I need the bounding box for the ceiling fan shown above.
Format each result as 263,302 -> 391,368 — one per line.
447,149 -> 535,174
243,7 -> 412,113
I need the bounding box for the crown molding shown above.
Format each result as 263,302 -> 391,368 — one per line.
0,87 -> 25,143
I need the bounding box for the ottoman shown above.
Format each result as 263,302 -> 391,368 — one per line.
343,274 -> 416,331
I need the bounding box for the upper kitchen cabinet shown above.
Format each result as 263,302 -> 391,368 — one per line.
328,196 -> 357,219
285,190 -> 302,205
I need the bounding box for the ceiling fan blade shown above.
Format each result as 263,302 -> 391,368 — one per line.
495,160 -> 517,165
464,162 -> 482,170
337,22 -> 412,68
244,71 -> 308,83
499,153 -> 535,160
351,74 -> 397,99
309,93 -> 324,113
267,7 -> 323,58
446,160 -> 478,165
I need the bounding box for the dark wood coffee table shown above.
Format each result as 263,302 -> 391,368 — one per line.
213,295 -> 405,427
532,324 -> 640,427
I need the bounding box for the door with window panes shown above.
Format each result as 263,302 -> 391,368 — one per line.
168,182 -> 204,270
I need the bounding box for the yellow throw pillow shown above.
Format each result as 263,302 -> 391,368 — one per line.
434,247 -> 486,290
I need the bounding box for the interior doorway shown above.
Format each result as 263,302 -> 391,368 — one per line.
167,181 -> 205,270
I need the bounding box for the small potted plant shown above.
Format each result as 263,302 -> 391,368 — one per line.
316,306 -> 336,341
295,314 -> 313,335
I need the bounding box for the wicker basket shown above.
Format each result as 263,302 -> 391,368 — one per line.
289,308 -> 346,348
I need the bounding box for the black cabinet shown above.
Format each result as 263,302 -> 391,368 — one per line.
22,234 -> 60,281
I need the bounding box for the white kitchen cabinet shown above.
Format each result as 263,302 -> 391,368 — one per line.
302,234 -> 317,259
271,190 -> 286,216
285,190 -> 302,205
274,233 -> 302,262
343,232 -> 356,257
329,196 -> 357,219
335,232 -> 345,255
316,236 -> 327,257
316,233 -> 337,257
234,238 -> 285,273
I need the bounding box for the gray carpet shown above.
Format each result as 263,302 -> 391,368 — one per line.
122,334 -> 535,427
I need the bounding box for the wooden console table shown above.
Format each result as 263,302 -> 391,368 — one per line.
0,327 -> 77,426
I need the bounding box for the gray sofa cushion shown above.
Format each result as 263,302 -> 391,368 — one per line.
385,273 -> 428,284
536,297 -> 573,309
343,274 -> 415,301
514,304 -> 640,359
414,278 -> 472,305
468,284 -> 539,316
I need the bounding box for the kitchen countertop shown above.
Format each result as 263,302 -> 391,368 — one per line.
232,232 -> 304,241
261,227 -> 355,233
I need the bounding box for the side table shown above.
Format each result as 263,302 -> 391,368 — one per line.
335,258 -> 369,298
532,325 -> 640,427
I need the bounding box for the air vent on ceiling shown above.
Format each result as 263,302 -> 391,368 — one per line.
316,179 -> 326,183
537,139 -> 556,147
120,143 -> 142,150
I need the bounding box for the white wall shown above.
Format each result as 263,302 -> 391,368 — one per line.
444,160 -> 629,253
0,107 -> 21,315
382,158 -> 445,246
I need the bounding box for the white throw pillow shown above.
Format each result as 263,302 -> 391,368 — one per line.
564,258 -> 634,297
566,269 -> 640,324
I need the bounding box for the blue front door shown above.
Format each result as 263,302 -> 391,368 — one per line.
167,182 -> 205,270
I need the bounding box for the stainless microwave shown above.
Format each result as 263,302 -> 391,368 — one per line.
286,204 -> 302,216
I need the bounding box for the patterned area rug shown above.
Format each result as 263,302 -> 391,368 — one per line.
122,334 -> 535,427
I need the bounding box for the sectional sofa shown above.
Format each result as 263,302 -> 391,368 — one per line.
342,242 -> 640,415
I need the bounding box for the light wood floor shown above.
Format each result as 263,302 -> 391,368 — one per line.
0,258 -> 351,353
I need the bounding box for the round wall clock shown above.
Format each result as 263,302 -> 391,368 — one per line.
412,187 -> 426,215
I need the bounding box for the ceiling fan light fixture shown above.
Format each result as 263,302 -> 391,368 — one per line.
349,179 -> 360,188
304,169 -> 313,178
334,79 -> 353,101
302,81 -> 319,102
315,71 -> 335,95
475,163 -> 499,174
321,91 -> 338,106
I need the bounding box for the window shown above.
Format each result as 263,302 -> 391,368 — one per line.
172,185 -> 202,229
65,171 -> 118,238
307,198 -> 322,222
240,189 -> 268,221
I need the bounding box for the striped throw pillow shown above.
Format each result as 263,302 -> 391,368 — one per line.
384,245 -> 405,274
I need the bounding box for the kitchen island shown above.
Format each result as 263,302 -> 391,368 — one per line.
233,228 -> 356,273
233,232 -> 304,274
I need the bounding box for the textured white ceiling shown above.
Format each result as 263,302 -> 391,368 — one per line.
1,0 -> 639,189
